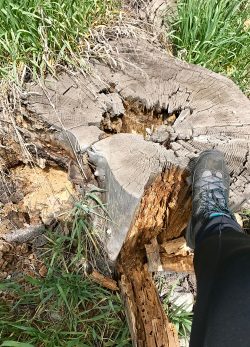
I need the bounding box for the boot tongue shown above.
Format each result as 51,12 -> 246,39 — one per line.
202,170 -> 226,192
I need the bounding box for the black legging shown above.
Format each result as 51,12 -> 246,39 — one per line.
190,215 -> 250,347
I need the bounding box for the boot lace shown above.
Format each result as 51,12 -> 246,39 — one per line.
198,177 -> 232,219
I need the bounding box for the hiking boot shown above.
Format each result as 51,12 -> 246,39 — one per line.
186,149 -> 235,249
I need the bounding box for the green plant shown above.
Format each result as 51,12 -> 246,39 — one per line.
169,0 -> 250,94
0,0 -> 118,82
166,301 -> 193,339
0,192 -> 130,347
0,274 -> 130,346
43,190 -> 111,273
161,284 -> 193,340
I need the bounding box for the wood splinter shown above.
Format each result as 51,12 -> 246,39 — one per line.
89,269 -> 119,291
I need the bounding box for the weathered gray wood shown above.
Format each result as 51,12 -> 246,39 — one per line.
88,133 -> 178,260
93,38 -> 250,210
26,38 -> 250,211
26,72 -> 124,153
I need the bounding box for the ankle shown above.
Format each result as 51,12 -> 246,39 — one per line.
195,215 -> 243,246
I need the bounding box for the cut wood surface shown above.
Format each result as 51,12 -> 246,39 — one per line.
26,37 -> 250,213
88,133 -> 179,260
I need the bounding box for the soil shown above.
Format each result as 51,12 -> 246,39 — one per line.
0,164 -> 77,235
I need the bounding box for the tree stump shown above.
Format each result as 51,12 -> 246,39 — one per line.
2,37 -> 250,346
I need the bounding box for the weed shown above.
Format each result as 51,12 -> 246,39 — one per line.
169,0 -> 250,95
0,274 -> 131,346
0,192 -> 131,346
0,0 -> 118,83
160,281 -> 193,340
166,301 -> 193,339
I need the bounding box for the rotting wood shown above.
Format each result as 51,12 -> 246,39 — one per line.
145,238 -> 163,272
116,165 -> 191,347
89,269 -> 119,291
159,237 -> 194,272
119,264 -> 179,347
146,237 -> 194,273
88,133 -> 179,261
159,253 -> 194,273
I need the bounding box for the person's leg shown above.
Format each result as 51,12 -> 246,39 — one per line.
185,149 -> 250,347
190,216 -> 250,347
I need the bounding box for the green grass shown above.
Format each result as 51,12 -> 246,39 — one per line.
0,274 -> 130,347
0,0 -> 118,83
161,282 -> 193,340
169,0 -> 250,95
0,191 -> 194,346
165,300 -> 193,340
0,194 -> 130,347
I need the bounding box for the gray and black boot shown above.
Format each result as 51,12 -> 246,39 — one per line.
186,149 -> 236,249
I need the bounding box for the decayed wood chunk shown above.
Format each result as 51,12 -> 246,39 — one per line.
145,237 -> 194,273
89,270 -> 119,291
119,264 -> 180,347
116,164 -> 191,347
145,238 -> 164,272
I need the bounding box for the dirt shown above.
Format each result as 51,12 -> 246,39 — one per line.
0,164 -> 78,235
13,165 -> 75,223
155,271 -> 196,300
0,239 -> 47,280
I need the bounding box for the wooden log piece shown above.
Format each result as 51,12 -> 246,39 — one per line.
89,269 -> 119,291
146,237 -> 194,273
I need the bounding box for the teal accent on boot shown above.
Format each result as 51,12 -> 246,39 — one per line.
209,212 -> 231,219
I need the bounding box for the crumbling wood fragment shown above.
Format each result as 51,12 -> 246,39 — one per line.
159,237 -> 194,272
145,238 -> 163,272
89,269 -> 119,291
146,237 -> 194,273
